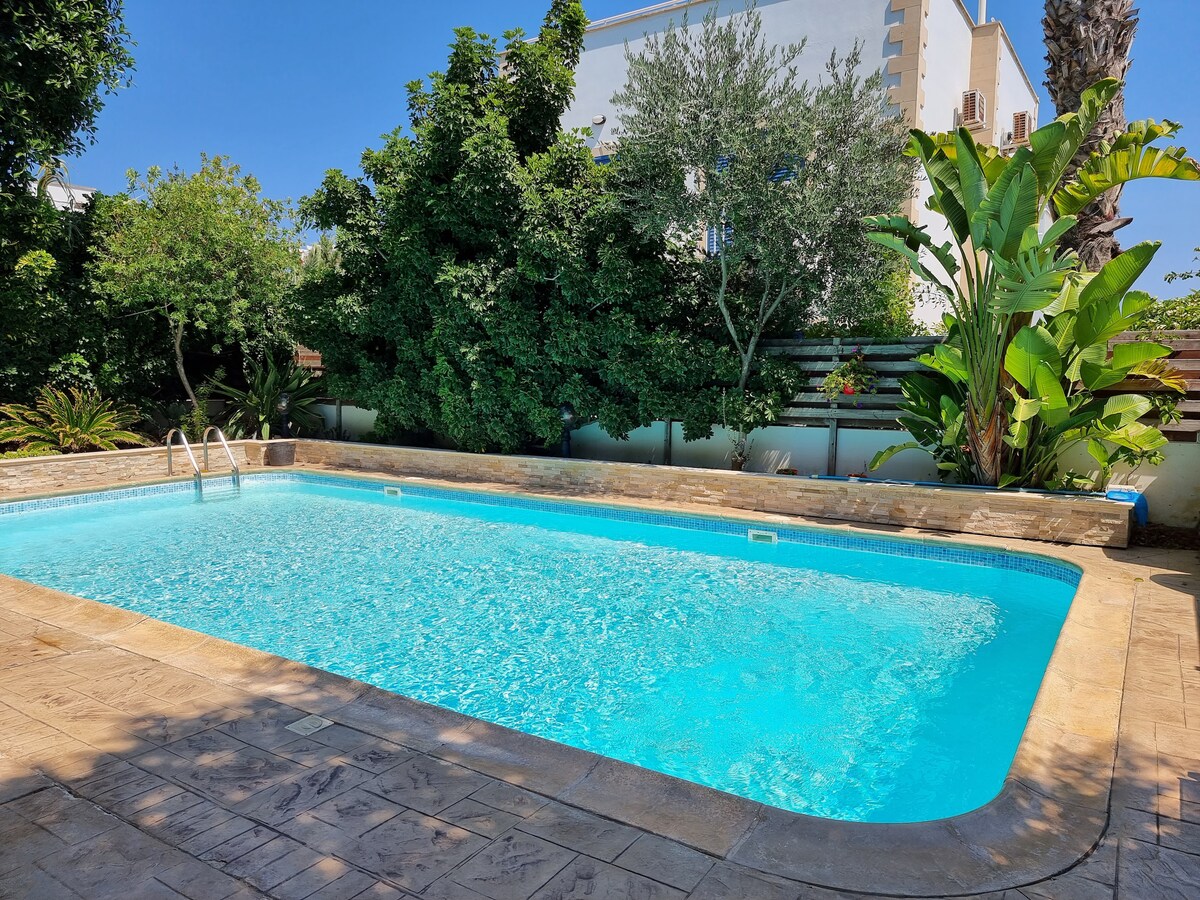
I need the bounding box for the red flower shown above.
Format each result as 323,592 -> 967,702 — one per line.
842,385 -> 856,395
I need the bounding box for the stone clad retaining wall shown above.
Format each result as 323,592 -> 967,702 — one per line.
0,438 -> 1133,546
294,440 -> 1134,548
0,441 -> 270,499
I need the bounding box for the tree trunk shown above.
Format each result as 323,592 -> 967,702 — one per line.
736,348 -> 754,392
967,401 -> 1006,486
1043,0 -> 1138,270
171,319 -> 198,408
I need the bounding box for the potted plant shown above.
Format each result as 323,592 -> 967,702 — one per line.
821,349 -> 878,401
729,431 -> 752,471
721,390 -> 775,472
210,357 -> 325,441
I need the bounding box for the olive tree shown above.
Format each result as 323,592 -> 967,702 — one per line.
611,4 -> 915,424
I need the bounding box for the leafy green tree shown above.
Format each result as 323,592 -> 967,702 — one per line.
867,80 -> 1199,487
0,191 -> 165,405
610,6 -> 915,429
496,0 -> 587,160
1135,245 -> 1200,330
0,197 -> 81,400
1142,296 -> 1200,331
91,154 -> 300,408
298,2 -> 710,451
1138,278 -> 1200,332
0,0 -> 134,194
1,2 -> 135,402
1166,246 -> 1200,285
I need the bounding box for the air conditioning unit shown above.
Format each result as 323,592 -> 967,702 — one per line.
1012,110 -> 1032,146
959,89 -> 986,129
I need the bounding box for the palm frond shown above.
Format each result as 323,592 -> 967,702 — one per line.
0,388 -> 149,453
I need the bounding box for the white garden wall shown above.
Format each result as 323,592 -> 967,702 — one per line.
570,421 -> 940,481
1061,441 -> 1200,530
314,402 -> 378,439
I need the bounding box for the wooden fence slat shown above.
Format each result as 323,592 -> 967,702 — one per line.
790,393 -> 900,405
791,360 -> 926,373
1110,330 -> 1200,342
761,342 -> 939,357
760,336 -> 943,347
760,331 -> 1199,447
782,408 -> 903,421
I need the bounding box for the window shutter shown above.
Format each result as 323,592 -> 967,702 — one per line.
705,221 -> 733,255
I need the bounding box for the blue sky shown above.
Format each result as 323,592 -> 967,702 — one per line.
71,0 -> 1199,292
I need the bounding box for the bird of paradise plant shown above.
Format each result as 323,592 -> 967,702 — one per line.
866,79 -> 1197,487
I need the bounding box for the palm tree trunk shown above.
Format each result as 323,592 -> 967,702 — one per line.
1043,0 -> 1138,270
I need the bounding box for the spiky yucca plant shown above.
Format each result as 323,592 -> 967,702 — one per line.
211,357 -> 325,440
1043,0 -> 1139,269
0,387 -> 149,453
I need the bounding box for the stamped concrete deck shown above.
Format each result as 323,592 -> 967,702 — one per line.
0,478 -> 1197,898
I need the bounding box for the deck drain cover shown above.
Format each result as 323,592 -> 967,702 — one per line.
285,714 -> 334,736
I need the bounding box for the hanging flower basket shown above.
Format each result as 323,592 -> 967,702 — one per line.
821,350 -> 879,402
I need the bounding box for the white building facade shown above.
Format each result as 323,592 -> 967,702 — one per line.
563,0 -> 1042,323
40,181 -> 96,212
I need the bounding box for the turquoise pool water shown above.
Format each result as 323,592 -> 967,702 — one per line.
0,473 -> 1078,823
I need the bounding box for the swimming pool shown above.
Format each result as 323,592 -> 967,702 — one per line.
0,472 -> 1079,823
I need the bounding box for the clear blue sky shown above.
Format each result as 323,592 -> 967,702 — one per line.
70,0 -> 1200,292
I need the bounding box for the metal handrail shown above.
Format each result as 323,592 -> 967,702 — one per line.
165,429 -> 203,495
201,426 -> 241,488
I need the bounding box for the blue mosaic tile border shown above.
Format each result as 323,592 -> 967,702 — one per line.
0,471 -> 1082,587
0,476 -> 235,515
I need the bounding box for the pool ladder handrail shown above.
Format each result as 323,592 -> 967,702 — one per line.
165,428 -> 203,496
201,426 -> 241,489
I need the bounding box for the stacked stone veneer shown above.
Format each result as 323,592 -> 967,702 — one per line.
0,438 -> 1132,546
294,440 -> 1133,548
0,441 -> 270,499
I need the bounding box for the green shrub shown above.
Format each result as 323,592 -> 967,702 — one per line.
1,448 -> 63,459
0,387 -> 149,453
1138,292 -> 1200,331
